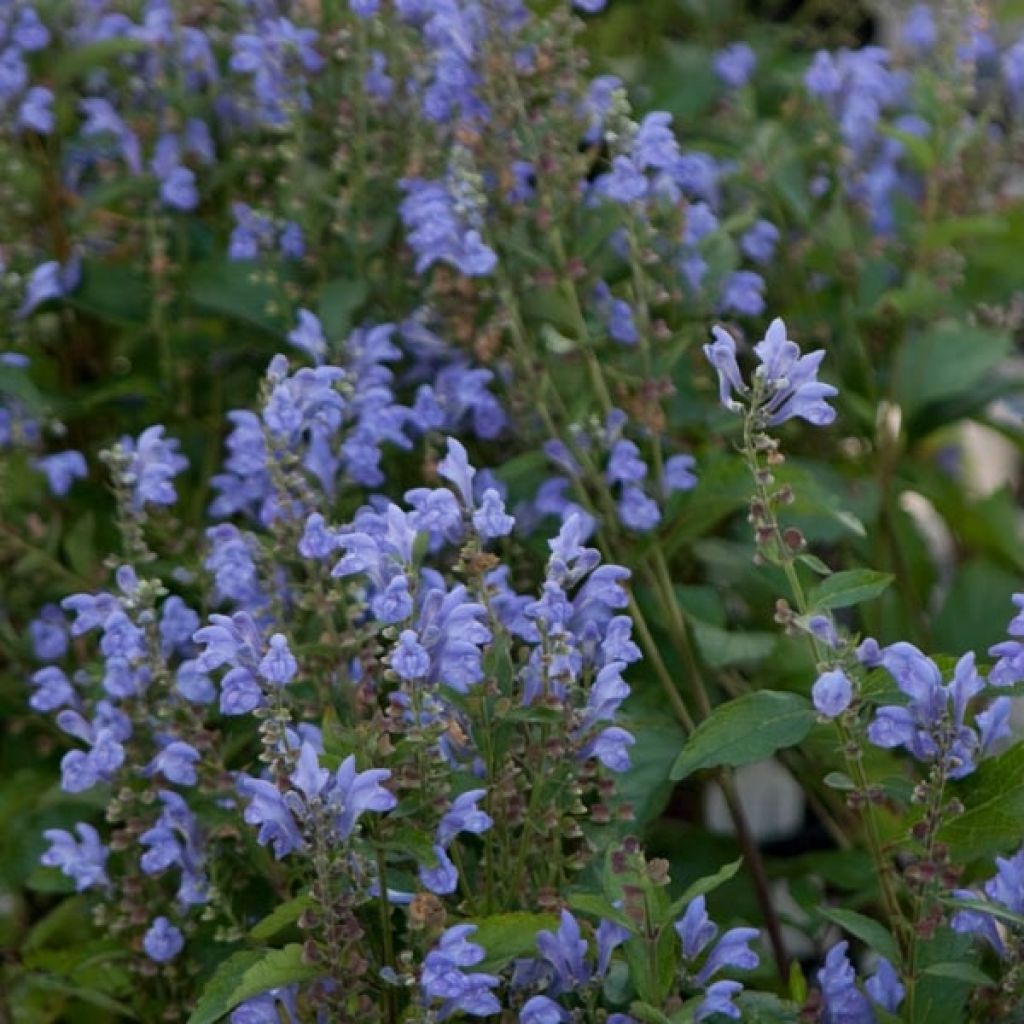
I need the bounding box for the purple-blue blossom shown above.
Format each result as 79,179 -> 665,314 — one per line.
143,916 -> 184,963
420,925 -> 501,1019
41,823 -> 109,891
812,668 -> 853,718
119,426 -> 188,510
714,43 -> 756,89
146,741 -> 201,787
35,450 -> 87,497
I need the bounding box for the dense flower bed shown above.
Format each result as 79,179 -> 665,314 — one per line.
2,1 -> 1024,1022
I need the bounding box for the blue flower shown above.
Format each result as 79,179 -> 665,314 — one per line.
420,925 -> 501,1019
419,843 -> 459,895
41,824 -> 109,891
664,454 -> 698,494
536,911 -> 591,995
618,486 -> 661,532
120,426 -> 188,509
675,895 -> 759,1017
740,220 -> 780,266
812,669 -> 853,718
817,942 -> 873,1023
143,916 -> 184,963
902,4 -> 937,54
719,271 -> 765,317
146,741 -> 201,787
952,843 -> 1024,958
438,789 -> 492,846
18,86 -> 54,134
258,634 -> 298,686
287,309 -> 327,364
399,177 -> 497,277
988,593 -> 1024,686
714,43 -> 756,89
29,605 -> 69,661
28,666 -> 75,712
520,996 -> 568,1023
867,646 -> 996,779
392,629 -> 431,680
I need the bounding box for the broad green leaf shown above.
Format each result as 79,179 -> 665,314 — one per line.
188,261 -> 282,335
809,570 -> 893,611
247,896 -> 310,942
817,907 -> 899,964
670,692 -> 815,781
938,742 -> 1024,860
690,621 -> 776,668
921,962 -> 994,986
187,946 -> 319,1024
894,323 -> 1012,417
317,278 -> 367,338
471,913 -> 558,971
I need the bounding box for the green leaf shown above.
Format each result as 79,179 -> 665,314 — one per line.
938,742 -> 1024,860
0,363 -> 48,416
567,893 -> 635,931
817,907 -> 899,964
317,278 -> 368,338
798,554 -> 833,577
690,621 -> 777,668
667,857 -> 743,919
188,261 -> 282,335
670,691 -> 816,781
188,946 -> 319,1024
809,570 -> 893,611
921,962 -> 994,986
54,38 -> 148,83
247,896 -> 310,942
894,323 -> 1012,417
470,913 -> 558,971
629,1003 -> 673,1024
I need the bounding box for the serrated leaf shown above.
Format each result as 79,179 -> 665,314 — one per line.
670,692 -> 815,781
817,907 -> 899,964
187,946 -> 319,1024
809,570 -> 893,610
